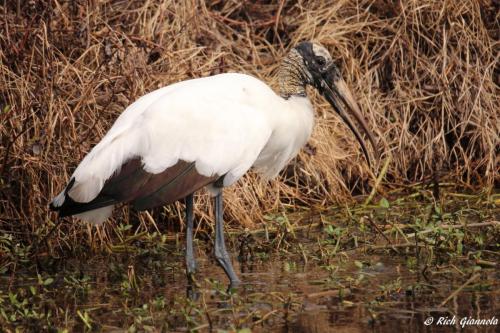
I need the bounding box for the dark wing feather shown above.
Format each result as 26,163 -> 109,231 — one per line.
53,158 -> 218,217
132,162 -> 217,210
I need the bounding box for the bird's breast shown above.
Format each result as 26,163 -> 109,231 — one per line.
253,96 -> 314,178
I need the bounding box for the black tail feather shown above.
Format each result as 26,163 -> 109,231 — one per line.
51,194 -> 116,218
50,177 -> 117,217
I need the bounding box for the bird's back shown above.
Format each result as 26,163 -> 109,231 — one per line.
51,73 -> 279,223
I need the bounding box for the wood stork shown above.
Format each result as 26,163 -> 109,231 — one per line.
50,41 -> 379,287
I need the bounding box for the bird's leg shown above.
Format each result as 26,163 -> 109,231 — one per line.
214,191 -> 241,288
185,193 -> 197,282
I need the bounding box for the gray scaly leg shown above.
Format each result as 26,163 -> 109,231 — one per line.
214,191 -> 241,287
185,193 -> 197,280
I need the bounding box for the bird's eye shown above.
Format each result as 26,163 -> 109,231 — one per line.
316,57 -> 326,67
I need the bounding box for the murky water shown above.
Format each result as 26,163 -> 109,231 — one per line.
1,195 -> 499,332
3,231 -> 496,332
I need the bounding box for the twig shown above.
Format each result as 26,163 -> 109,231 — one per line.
406,221 -> 499,238
274,0 -> 285,33
306,288 -> 351,299
368,242 -> 427,251
364,155 -> 392,205
439,273 -> 480,307
251,309 -> 279,326
143,211 -> 160,234
363,215 -> 399,253
475,259 -> 497,268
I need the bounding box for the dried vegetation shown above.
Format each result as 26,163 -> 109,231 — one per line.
1,1 -> 498,244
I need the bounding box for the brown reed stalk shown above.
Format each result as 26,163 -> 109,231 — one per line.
0,0 -> 498,249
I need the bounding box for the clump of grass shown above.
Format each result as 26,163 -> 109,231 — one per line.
0,1 -> 498,249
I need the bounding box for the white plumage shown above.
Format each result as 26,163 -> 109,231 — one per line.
53,73 -> 314,224
51,41 -> 378,232
50,41 -> 378,286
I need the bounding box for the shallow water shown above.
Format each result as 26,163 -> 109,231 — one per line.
3,232 -> 497,332
1,195 -> 499,332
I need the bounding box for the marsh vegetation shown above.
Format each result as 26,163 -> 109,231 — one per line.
1,189 -> 499,331
0,1 -> 498,331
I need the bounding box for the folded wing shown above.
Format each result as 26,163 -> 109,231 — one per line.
50,73 -> 275,224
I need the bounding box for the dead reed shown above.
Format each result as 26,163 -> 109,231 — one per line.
0,1 -> 498,247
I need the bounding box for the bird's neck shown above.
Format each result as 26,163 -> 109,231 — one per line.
278,50 -> 307,99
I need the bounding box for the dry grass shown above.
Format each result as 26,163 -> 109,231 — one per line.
0,1 -> 498,247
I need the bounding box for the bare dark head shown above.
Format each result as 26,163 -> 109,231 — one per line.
280,41 -> 379,167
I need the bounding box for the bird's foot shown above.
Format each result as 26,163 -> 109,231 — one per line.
186,269 -> 199,286
186,283 -> 200,301
186,261 -> 197,275
227,278 -> 241,293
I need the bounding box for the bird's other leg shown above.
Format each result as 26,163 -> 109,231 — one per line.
214,191 -> 241,288
185,193 -> 197,281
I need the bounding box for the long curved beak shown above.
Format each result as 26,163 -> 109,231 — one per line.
319,73 -> 379,168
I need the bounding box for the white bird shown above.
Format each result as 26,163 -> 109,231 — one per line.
50,41 -> 378,287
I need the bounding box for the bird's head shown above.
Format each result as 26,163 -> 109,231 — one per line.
280,41 -> 379,168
